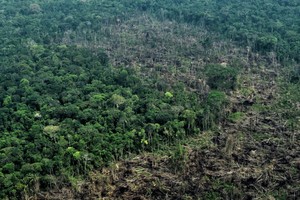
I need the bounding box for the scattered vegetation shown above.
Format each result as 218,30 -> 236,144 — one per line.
228,112 -> 245,122
0,0 -> 299,199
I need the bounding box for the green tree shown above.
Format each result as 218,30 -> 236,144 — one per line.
205,64 -> 238,91
110,94 -> 126,108
182,109 -> 196,133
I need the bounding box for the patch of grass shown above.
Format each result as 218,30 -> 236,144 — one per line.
212,180 -> 235,192
204,192 -> 222,200
251,103 -> 270,112
239,87 -> 255,97
203,180 -> 236,200
290,167 -> 298,177
182,195 -> 194,200
185,131 -> 216,149
170,144 -> 187,172
269,189 -> 288,200
237,132 -> 245,141
252,132 -> 270,142
228,112 -> 245,122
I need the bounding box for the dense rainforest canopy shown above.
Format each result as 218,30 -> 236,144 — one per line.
0,0 -> 299,199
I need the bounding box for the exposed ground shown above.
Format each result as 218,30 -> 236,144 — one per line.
37,68 -> 299,200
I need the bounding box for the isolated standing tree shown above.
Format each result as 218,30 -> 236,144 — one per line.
111,94 -> 126,108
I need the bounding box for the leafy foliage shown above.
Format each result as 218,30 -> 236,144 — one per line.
0,0 -> 299,199
0,41 -> 213,199
205,64 -> 238,91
